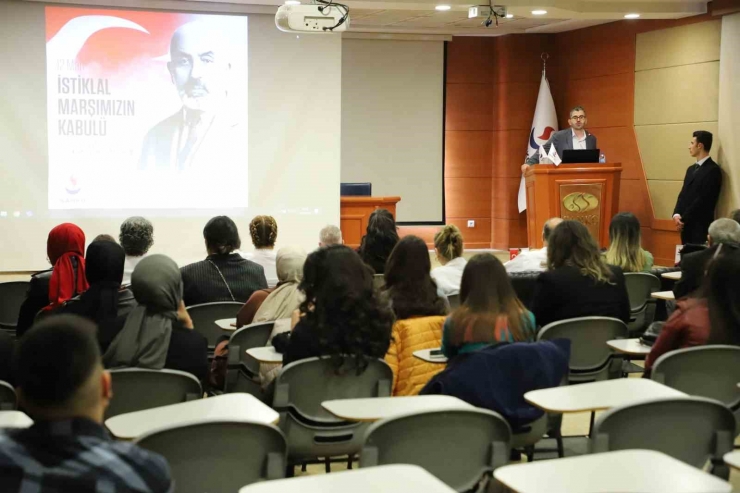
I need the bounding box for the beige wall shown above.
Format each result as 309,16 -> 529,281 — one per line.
717,13 -> 740,216
634,20 -> 722,219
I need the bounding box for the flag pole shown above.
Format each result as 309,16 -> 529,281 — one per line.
541,52 -> 549,77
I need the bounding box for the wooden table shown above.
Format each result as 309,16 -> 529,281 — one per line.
0,411 -> 33,429
239,464 -> 455,492
493,449 -> 731,493
246,346 -> 282,364
215,318 -> 237,330
524,378 -> 686,414
322,395 -> 473,422
607,338 -> 651,356
651,291 -> 675,301
413,348 -> 448,364
661,271 -> 682,280
105,393 -> 279,440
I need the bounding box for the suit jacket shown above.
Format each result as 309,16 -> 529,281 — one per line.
673,246 -> 715,299
673,158 -> 722,244
525,128 -> 598,165
530,265 -> 631,328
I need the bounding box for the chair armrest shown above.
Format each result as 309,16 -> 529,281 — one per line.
491,439 -> 510,470
273,382 -> 289,409
227,344 -> 241,368
358,445 -> 379,467
376,378 -> 392,397
266,451 -> 286,480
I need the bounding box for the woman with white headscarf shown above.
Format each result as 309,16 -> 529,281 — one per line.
103,254 -> 209,382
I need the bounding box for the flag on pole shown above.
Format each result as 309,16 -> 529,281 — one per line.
517,71 -> 558,213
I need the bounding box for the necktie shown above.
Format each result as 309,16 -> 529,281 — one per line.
178,115 -> 201,170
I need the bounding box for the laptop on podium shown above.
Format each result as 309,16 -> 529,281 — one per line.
562,149 -> 601,164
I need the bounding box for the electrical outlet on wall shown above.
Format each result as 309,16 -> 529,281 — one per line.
467,220 -> 475,228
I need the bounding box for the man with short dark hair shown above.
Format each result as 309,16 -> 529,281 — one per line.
672,130 -> 722,245
0,315 -> 172,492
523,106 -> 598,168
505,217 -> 563,273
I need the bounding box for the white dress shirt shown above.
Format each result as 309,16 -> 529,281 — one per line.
431,257 -> 467,297
572,129 -> 587,150
122,255 -> 145,285
504,247 -> 548,273
241,248 -> 278,287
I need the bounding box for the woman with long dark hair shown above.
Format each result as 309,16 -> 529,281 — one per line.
359,208 -> 399,274
274,245 -> 394,369
442,254 -> 536,358
384,235 -> 448,320
531,220 -> 630,328
604,212 -> 654,272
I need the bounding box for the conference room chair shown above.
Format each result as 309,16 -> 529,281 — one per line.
651,345 -> 740,428
0,381 -> 17,410
591,396 -> 735,479
360,408 -> 511,492
136,421 -> 287,492
272,357 -> 393,475
372,274 -> 385,290
0,281 -> 30,332
447,294 -> 460,310
225,321 -> 275,397
623,273 -> 661,336
105,368 -> 202,419
186,301 -> 244,349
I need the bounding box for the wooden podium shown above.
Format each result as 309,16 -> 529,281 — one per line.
340,196 -> 401,248
524,163 -> 622,249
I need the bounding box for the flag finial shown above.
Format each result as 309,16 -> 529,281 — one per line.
541,52 -> 549,76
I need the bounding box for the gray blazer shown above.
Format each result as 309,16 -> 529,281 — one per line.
525,128 -> 598,165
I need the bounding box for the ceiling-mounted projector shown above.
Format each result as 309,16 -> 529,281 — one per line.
276,4 -> 350,33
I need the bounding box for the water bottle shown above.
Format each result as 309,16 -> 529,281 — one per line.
599,153 -> 606,164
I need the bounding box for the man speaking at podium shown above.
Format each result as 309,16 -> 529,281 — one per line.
521,106 -> 598,172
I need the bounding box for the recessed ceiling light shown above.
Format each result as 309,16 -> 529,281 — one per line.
506,13 -> 514,18
531,9 -> 547,15
624,13 -> 640,19
435,5 -> 451,10
284,0 -> 300,4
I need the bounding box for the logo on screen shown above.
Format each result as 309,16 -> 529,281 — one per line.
65,175 -> 81,195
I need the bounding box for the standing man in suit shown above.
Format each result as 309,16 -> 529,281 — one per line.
522,106 -> 598,170
672,131 -> 722,245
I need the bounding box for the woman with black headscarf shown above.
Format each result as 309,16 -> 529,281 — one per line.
57,240 -> 137,341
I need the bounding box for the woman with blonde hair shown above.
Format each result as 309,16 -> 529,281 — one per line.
531,220 -> 630,328
243,215 -> 279,287
604,212 -> 654,272
431,225 -> 466,297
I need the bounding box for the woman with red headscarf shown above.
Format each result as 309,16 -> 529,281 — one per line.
16,224 -> 88,337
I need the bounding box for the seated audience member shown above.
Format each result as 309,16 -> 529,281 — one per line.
104,255 -> 208,382
93,234 -> 117,243
645,247 -> 740,376
119,216 -> 154,285
56,240 -> 137,330
0,315 -> 172,492
0,331 -> 13,384
272,245 -> 393,367
674,218 -> 740,299
17,223 -> 88,338
319,224 -> 343,247
181,216 -> 267,306
604,212 -> 654,272
531,221 -> 630,328
430,225 -> 466,297
242,215 -> 279,288
384,235 -> 448,320
236,246 -> 307,327
359,208 -> 399,274
442,253 -> 537,359
505,218 -> 562,273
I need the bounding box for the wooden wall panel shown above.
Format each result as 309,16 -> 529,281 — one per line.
492,129 -> 530,178
491,177 -> 522,220
445,177 -> 492,218
445,83 -> 493,131
593,126 -> 644,181
556,22 -> 636,80
491,82 -> 540,131
561,72 -> 634,129
491,216 -> 528,249
618,179 -> 653,227
491,34 -> 557,84
446,218 -> 492,249
445,131 -> 492,178
446,37 -> 495,84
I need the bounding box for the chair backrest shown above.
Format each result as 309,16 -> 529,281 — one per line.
591,397 -> 735,473
537,317 -> 627,380
136,421 -> 286,492
186,302 -> 244,348
447,294 -> 460,310
0,281 -> 30,329
105,368 -> 202,419
361,408 -> 511,491
372,274 -> 385,290
652,345 -> 740,410
0,381 -> 17,411
273,357 -> 393,423
228,321 -> 275,375
624,273 -> 661,313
